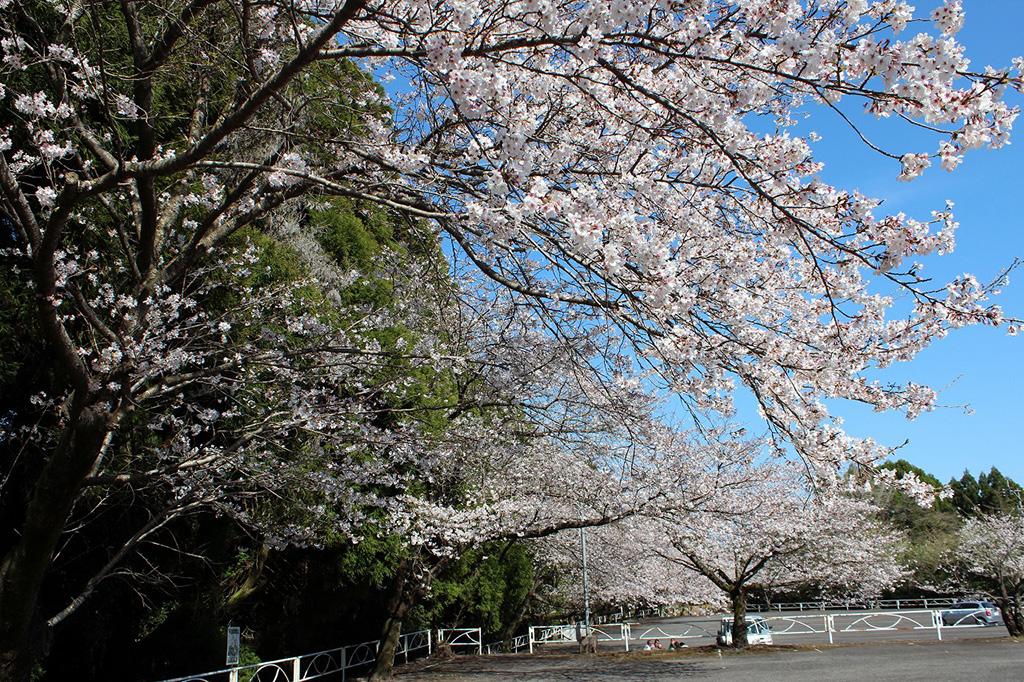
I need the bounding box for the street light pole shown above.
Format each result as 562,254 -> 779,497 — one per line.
580,525 -> 591,630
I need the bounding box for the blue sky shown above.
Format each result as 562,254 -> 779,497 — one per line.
407,1 -> 1022,483
734,0 -> 1024,483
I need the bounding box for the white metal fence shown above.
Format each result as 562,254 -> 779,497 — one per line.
396,629 -> 432,664
484,634 -> 530,654
163,604 -> 663,678
629,621 -> 718,642
592,606 -> 662,624
765,608 -> 993,642
749,597 -> 959,613
157,629 -> 432,682
526,607 -> 1001,652
527,622 -> 631,653
436,627 -> 483,655
159,603 -> 1001,679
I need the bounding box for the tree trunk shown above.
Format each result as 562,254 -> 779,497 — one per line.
498,575 -> 542,647
368,561 -> 415,681
996,584 -> 1024,638
1000,600 -> 1023,637
0,401 -> 111,681
226,544 -> 272,613
729,588 -> 748,648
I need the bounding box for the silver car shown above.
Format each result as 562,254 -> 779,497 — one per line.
940,600 -> 1003,626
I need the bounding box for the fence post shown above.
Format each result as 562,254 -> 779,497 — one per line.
896,599 -> 901,610
229,672 -> 239,682
623,623 -> 630,651
528,627 -> 534,654
826,615 -> 834,644
934,610 -> 943,641
427,630 -> 433,656
292,656 -> 301,681
478,629 -> 483,656
924,599 -> 930,609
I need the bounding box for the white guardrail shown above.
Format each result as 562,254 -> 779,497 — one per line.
485,634 -> 530,654
527,623 -> 632,653
158,628 -> 434,682
766,608 -> 997,643
592,606 -> 662,624
484,606 -> 662,652
437,627 -> 484,655
160,604 -> 999,679
749,597 -> 958,612
528,608 -> 1000,651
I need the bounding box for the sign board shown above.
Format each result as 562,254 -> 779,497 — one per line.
226,626 -> 241,665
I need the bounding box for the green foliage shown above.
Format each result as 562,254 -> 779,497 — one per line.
948,467 -> 1023,516
298,60 -> 391,156
418,543 -> 535,637
866,460 -> 1024,592
866,461 -> 958,589
137,602 -> 176,642
308,197 -> 461,437
4,25 -> 492,677
312,198 -> 397,308
238,644 -> 262,669
336,529 -> 409,590
878,460 -> 944,490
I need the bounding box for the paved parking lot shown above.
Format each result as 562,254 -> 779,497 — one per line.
394,637 -> 1024,681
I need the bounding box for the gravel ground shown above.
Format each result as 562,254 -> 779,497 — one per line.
393,637 -> 1024,681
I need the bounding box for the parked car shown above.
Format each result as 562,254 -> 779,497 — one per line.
717,615 -> 773,646
940,601 -> 1003,626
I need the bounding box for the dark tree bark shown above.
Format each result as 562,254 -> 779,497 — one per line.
1005,604 -> 1024,638
995,583 -> 1024,637
368,560 -> 415,681
226,544 -> 272,613
0,401 -> 112,681
729,587 -> 749,649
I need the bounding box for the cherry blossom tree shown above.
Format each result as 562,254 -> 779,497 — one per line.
529,438 -> 784,617
362,409 -> 749,676
656,461 -> 905,647
950,512 -> 1024,637
533,453 -> 907,647
1,0 -> 1021,676
534,519 -> 716,615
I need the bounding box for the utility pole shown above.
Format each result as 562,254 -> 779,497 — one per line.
580,525 -> 591,630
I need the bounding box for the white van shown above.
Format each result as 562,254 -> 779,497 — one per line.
716,615 -> 773,646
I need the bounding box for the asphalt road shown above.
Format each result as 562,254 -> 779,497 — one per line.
394,637 -> 1024,681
